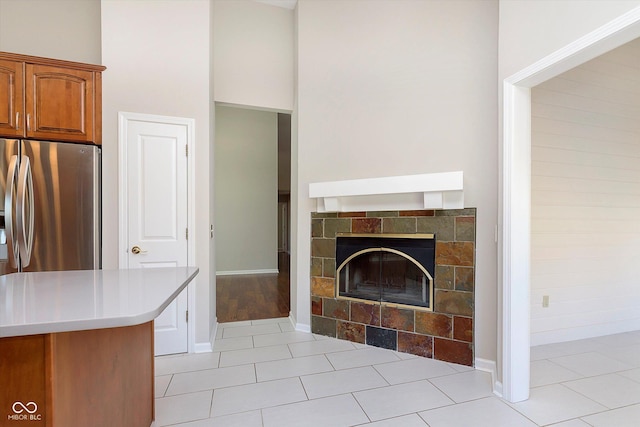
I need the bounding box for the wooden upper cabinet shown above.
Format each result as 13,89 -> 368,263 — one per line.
0,59 -> 24,137
0,52 -> 105,144
26,64 -> 95,143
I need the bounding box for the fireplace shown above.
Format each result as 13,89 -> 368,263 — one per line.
310,209 -> 475,366
336,234 -> 435,309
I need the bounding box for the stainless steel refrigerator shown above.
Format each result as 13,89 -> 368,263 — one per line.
0,139 -> 101,275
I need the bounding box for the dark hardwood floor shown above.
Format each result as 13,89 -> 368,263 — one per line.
216,253 -> 290,323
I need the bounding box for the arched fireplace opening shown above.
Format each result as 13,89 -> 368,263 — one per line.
336,234 -> 435,310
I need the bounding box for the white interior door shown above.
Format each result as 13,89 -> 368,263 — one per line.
121,114 -> 190,356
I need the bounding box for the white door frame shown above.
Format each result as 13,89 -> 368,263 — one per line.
501,7 -> 640,402
118,111 -> 197,353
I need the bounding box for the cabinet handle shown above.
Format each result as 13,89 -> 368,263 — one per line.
15,112 -> 20,130
26,114 -> 30,131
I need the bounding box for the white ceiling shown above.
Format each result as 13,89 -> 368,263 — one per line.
253,0 -> 297,10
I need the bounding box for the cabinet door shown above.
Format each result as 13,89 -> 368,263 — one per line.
0,335 -> 47,425
25,64 -> 95,143
0,59 -> 25,137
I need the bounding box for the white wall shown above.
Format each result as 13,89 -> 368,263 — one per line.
213,0 -> 294,111
0,0 -> 101,64
498,0 -> 640,81
295,0 -> 499,361
215,106 -> 278,274
101,0 -> 212,346
530,39 -> 640,345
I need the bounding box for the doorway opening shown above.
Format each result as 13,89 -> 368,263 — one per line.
502,11 -> 640,402
214,105 -> 291,322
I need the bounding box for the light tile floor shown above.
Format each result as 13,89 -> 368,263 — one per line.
154,318 -> 640,426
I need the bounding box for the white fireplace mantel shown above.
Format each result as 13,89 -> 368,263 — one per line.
309,171 -> 464,213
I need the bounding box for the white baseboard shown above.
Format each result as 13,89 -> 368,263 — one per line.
493,381 -> 504,398
194,341 -> 213,353
531,318 -> 640,346
211,317 -> 219,340
216,269 -> 279,276
210,318 -> 219,344
192,319 -> 217,353
475,357 -> 502,398
296,322 -> 311,333
290,313 -> 310,333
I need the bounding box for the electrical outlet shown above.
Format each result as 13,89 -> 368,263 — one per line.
542,295 -> 549,308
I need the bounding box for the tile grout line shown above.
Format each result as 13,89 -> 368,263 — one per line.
157,328 -> 640,426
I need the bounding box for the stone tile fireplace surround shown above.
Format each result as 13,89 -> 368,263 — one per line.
310,209 -> 475,366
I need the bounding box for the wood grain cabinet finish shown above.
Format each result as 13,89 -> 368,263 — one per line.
26,64 -> 95,143
0,59 -> 24,137
0,52 -> 105,144
0,335 -> 47,426
0,322 -> 154,427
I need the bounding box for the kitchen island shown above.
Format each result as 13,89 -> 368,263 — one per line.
0,267 -> 198,427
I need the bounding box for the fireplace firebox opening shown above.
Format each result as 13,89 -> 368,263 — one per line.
335,234 -> 435,310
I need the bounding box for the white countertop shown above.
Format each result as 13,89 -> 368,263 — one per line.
0,267 -> 198,338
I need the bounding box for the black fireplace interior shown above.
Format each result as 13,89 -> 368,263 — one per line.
336,235 -> 435,308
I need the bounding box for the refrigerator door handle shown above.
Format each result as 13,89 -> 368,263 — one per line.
4,155 -> 20,268
16,156 -> 34,267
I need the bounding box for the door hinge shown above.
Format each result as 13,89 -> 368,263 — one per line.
185,144 -> 188,156
186,228 -> 189,240
185,310 -> 189,322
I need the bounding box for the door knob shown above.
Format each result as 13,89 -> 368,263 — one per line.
131,245 -> 147,254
